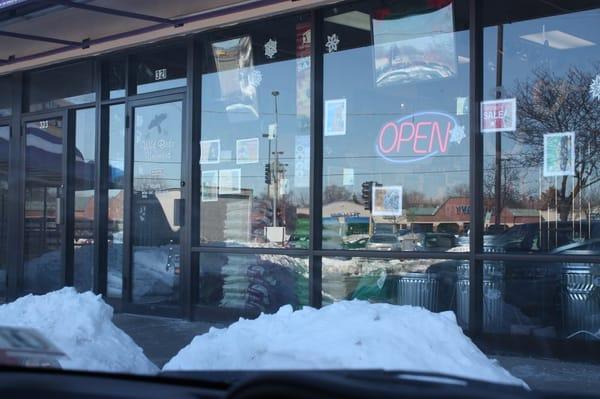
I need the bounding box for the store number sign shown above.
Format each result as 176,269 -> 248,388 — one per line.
155,68 -> 167,81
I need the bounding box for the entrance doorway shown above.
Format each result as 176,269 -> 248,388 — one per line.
22,115 -> 66,294
125,97 -> 184,307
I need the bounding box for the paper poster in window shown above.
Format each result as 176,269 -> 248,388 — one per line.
324,99 -> 347,136
543,132 -> 575,177
201,170 -> 219,202
372,185 -> 403,216
236,138 -> 259,164
219,168 -> 242,195
200,139 -> 220,164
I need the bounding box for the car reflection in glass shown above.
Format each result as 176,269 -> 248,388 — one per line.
366,233 -> 401,251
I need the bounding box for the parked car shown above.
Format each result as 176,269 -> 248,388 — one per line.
415,232 -> 457,251
366,234 -> 401,251
343,237 -> 369,249
286,234 -> 309,249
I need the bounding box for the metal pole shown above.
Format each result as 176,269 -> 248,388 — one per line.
272,90 -> 279,228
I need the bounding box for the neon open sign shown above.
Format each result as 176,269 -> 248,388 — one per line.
375,111 -> 463,164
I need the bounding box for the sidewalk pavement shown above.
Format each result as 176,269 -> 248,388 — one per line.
113,312 -> 600,395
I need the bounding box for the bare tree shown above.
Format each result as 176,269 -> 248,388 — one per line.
323,185 -> 353,205
507,67 -> 600,221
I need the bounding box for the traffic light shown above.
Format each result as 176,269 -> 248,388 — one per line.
361,181 -> 373,210
264,163 -> 271,184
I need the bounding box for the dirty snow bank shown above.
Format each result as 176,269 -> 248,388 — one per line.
0,288 -> 158,374
164,301 -> 525,387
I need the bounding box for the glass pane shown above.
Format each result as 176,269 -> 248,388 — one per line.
0,76 -> 11,117
26,62 -> 95,112
24,118 -> 63,294
135,46 -> 186,94
132,101 -> 182,304
322,0 -> 470,252
459,260 -> 600,341
199,14 -> 312,248
198,253 -> 309,312
323,256 -> 459,312
482,6 -> 600,255
73,108 -> 96,292
108,104 -> 125,298
102,58 -> 126,100
0,125 -> 8,301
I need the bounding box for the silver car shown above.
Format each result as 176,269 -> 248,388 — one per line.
366,234 -> 401,251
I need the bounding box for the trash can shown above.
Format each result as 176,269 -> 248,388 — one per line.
561,264 -> 600,340
456,261 -> 505,332
397,272 -> 440,312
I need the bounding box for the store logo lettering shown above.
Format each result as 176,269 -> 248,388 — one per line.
376,111 -> 458,164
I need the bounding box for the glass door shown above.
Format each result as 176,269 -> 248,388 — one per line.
128,98 -> 183,305
23,116 -> 65,294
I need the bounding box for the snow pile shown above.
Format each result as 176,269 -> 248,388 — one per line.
0,288 -> 158,374
163,301 -> 526,387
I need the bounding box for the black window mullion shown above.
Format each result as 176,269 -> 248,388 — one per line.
309,8 -> 324,308
94,59 -> 108,296
468,0 -> 484,335
7,72 -> 23,300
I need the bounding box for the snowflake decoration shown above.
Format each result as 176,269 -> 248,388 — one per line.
264,38 -> 278,59
325,33 -> 340,53
450,124 -> 466,144
590,74 -> 600,101
248,69 -> 263,88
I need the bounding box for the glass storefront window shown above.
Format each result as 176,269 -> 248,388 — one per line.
323,256 -> 459,312
102,58 -> 126,100
482,5 -> 600,254
458,259 -> 600,341
26,61 -> 95,112
107,104 -> 125,298
322,0 -> 470,252
199,14 -> 312,248
73,108 -> 96,292
198,253 -> 309,312
134,46 -> 186,95
0,76 -> 11,117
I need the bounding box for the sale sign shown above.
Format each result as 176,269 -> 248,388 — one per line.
480,98 -> 516,133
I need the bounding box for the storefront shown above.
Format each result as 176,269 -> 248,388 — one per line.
1,0 -> 599,360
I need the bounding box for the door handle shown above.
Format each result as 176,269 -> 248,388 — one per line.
56,197 -> 62,225
174,198 -> 184,227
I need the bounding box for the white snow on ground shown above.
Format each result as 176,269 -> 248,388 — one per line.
0,288 -> 158,374
163,301 -> 527,388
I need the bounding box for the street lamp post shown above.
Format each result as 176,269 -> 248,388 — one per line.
272,90 -> 280,228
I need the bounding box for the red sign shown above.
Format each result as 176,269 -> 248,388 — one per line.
480,98 -> 517,133
376,111 -> 460,164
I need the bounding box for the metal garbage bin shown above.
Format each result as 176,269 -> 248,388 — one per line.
561,264 -> 600,340
456,261 -> 505,332
397,272 -> 440,312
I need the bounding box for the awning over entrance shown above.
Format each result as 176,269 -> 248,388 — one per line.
0,0 -> 328,75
